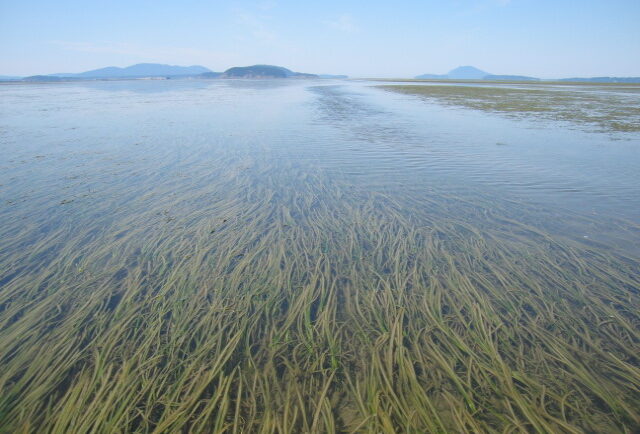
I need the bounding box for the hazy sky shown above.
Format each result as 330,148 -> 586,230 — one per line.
1,0 -> 639,78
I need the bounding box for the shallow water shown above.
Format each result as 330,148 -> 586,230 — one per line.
2,79 -> 638,253
1,79 -> 639,432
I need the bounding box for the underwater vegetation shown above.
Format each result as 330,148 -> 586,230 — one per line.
1,152 -> 639,433
0,81 -> 639,433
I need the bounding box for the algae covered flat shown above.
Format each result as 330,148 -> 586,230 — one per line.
378,83 -> 640,133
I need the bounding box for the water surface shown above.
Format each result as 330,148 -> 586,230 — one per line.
1,79 -> 639,432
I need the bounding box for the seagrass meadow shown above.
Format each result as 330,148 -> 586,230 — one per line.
0,80 -> 639,433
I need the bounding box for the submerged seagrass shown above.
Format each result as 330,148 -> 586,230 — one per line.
0,80 -> 639,433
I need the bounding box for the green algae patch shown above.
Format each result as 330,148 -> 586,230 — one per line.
379,84 -> 640,133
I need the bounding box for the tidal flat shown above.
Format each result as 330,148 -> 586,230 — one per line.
378,82 -> 640,133
0,80 -> 639,433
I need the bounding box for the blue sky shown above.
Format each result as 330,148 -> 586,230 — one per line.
1,0 -> 639,78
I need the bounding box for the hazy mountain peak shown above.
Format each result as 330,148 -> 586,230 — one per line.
415,65 -> 490,80
50,63 -> 212,78
447,66 -> 489,79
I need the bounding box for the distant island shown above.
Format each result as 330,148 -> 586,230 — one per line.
416,66 -> 488,80
415,65 -> 639,83
3,63 -> 638,83
3,63 -> 347,82
416,66 -> 538,81
219,65 -> 316,79
48,63 -> 211,79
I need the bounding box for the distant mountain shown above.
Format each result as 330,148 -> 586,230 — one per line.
50,63 -> 212,79
15,64 -> 325,82
556,77 -> 640,83
221,65 -> 317,79
415,66 -> 640,83
415,66 -> 488,80
484,74 -> 540,81
16,62 -> 637,84
447,66 -> 488,79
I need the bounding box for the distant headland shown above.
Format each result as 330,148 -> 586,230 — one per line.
414,65 -> 640,83
2,63 -> 638,83
2,63 -> 348,82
